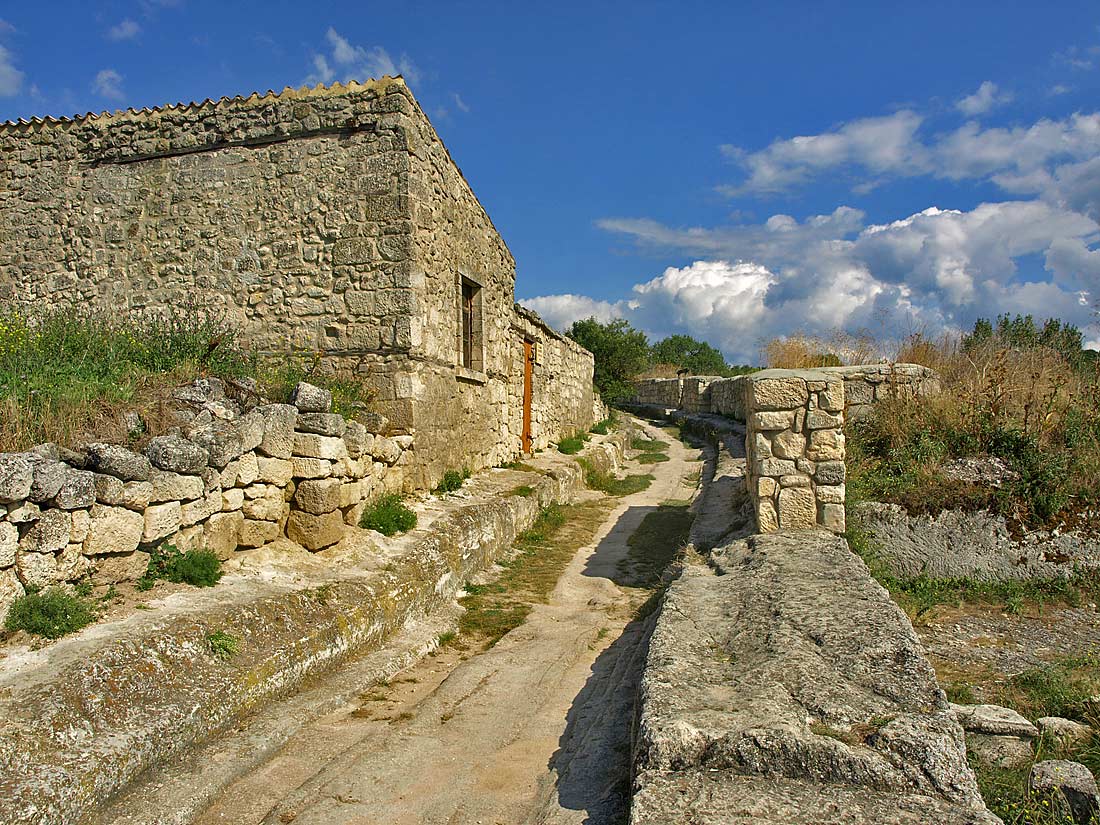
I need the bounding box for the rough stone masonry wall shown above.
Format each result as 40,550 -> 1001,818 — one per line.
0,380 -> 413,618
0,80 -> 416,363
743,370 -> 846,534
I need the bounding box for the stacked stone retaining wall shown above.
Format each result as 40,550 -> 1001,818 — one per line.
0,379 -> 414,617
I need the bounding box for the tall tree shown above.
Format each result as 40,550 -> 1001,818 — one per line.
651,334 -> 730,376
567,317 -> 651,403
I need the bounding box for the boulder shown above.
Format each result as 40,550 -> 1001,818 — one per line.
26,457 -> 68,502
93,473 -> 125,506
951,703 -> 1039,738
291,382 -> 332,413
173,377 -> 225,405
1030,760 -> 1100,824
84,443 -> 152,482
965,733 -> 1035,769
144,434 -> 209,474
181,491 -> 222,527
236,452 -> 259,486
242,488 -> 286,522
70,509 -> 91,544
16,550 -> 59,588
1038,717 -> 1093,746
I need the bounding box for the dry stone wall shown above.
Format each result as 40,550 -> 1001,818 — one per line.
743,370 -> 846,533
0,379 -> 412,617
824,364 -> 940,422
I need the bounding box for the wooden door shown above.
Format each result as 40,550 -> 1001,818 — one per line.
522,340 -> 534,453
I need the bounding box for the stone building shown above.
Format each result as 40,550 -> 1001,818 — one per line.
0,77 -> 600,489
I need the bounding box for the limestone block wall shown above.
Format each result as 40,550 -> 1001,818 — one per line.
0,380 -> 412,617
633,378 -> 683,408
708,375 -> 750,420
0,80 -> 416,362
819,364 -> 940,423
680,376 -> 723,413
743,370 -> 846,534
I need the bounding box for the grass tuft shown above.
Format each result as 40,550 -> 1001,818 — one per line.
3,586 -> 97,639
557,432 -> 590,455
435,467 -> 471,494
360,494 -> 417,536
577,457 -> 653,496
137,543 -> 222,591
206,629 -> 240,660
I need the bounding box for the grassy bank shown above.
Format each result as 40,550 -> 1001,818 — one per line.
0,305 -> 372,452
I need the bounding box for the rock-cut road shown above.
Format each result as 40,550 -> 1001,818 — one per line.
178,423 -> 699,825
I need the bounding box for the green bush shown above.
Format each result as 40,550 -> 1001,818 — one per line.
138,544 -> 223,590
4,587 -> 97,639
435,467 -> 471,493
360,494 -> 417,536
590,418 -> 612,435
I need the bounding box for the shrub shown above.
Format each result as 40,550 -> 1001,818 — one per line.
590,418 -> 612,435
138,543 -> 223,590
360,494 -> 417,536
435,467 -> 471,493
4,587 -> 97,639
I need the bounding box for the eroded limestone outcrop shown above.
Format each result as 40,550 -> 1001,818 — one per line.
632,531 -> 998,824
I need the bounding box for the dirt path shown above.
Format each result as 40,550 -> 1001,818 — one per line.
187,422 -> 700,825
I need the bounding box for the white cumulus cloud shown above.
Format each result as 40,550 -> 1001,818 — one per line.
956,81 -> 1012,116
306,28 -> 419,87
107,19 -> 141,41
92,68 -> 124,101
0,43 -> 22,97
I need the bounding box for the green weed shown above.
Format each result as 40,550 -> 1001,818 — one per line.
557,432 -> 590,455
360,494 -> 417,536
3,586 -> 97,639
206,629 -> 240,660
137,543 -> 222,590
435,468 -> 471,493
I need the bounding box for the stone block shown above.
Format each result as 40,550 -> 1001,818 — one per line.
0,521 -> 16,567
237,452 -> 259,486
806,429 -> 845,462
815,484 -> 845,504
952,703 -> 1040,737
778,487 -> 816,530
844,379 -> 875,405
967,733 -> 1036,770
757,477 -> 776,498
339,480 -> 363,509
258,404 -> 298,459
751,433 -> 772,459
181,490 -> 222,527
143,501 -> 182,544
150,469 -> 204,502
818,380 -> 844,413
292,456 -> 333,479
53,469 -> 96,510
820,502 -> 846,533
56,544 -> 89,582
144,434 -> 209,474
84,504 -> 144,556
294,478 -> 343,515
70,509 -> 91,544
19,508 -> 71,555
359,411 -> 389,435
0,454 -> 34,502
222,488 -> 245,511
118,481 -> 154,512
204,511 -> 243,559
1029,760 -> 1100,825
806,410 -> 844,430
238,518 -> 280,548
297,412 -> 347,438
332,237 -> 375,266
750,376 -> 807,411
26,458 -> 67,502
256,456 -> 294,486
750,411 -> 794,431
188,422 -> 243,469
90,550 -> 150,584
16,549 -> 59,588
294,433 -> 348,461
0,568 -> 24,620
344,421 -> 367,458
370,436 -> 401,465
756,498 -> 779,532
292,381 -> 333,413
85,443 -> 152,481
242,488 -> 287,522
772,431 -> 806,460
93,473 -> 125,506
780,475 -> 810,488
237,411 -> 265,452
219,460 -> 240,488
8,502 -> 40,523
286,509 -> 345,551
756,458 -> 796,477
814,461 -> 846,485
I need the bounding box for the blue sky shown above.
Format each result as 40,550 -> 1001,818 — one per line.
3,2 -> 1100,362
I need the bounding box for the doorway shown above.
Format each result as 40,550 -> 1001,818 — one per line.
522,339 -> 534,454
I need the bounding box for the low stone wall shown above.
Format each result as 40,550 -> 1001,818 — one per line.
632,378 -> 683,408
0,380 -> 414,617
743,370 -> 846,533
0,444 -> 614,825
821,364 -> 940,423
